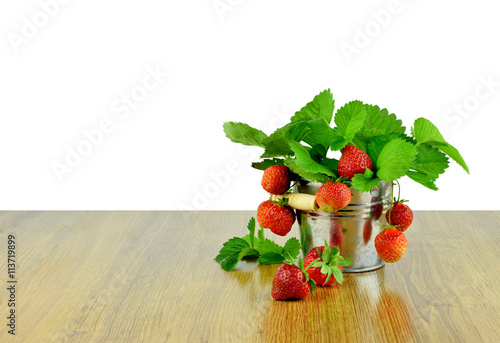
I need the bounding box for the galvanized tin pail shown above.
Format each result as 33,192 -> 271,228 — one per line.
295,179 -> 392,273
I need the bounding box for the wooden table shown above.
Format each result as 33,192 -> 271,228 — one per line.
0,211 -> 499,342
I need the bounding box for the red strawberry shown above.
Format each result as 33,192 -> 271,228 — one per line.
329,220 -> 343,250
266,205 -> 295,236
261,165 -> 292,194
257,200 -> 274,228
315,182 -> 351,213
385,202 -> 413,232
257,200 -> 295,236
271,263 -> 311,300
304,242 -> 352,286
337,145 -> 373,179
363,219 -> 372,245
375,228 -> 408,263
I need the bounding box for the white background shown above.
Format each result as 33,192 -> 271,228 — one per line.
1,0 -> 499,210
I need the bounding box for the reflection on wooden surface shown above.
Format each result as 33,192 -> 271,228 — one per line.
0,211 -> 499,342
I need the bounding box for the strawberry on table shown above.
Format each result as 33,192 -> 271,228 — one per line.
315,182 -> 351,213
337,145 -> 373,179
375,228 -> 408,263
271,263 -> 312,300
261,165 -> 292,195
303,241 -> 353,286
386,202 -> 413,232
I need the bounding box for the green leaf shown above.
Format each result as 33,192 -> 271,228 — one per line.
251,158 -> 285,171
367,134 -> 397,166
332,266 -> 344,284
261,140 -> 294,158
362,105 -> 405,135
223,122 -> 268,148
238,247 -> 258,260
309,144 -> 328,162
320,158 -> 339,172
285,159 -> 330,183
258,226 -> 265,241
291,89 -> 335,124
334,100 -> 367,142
306,118 -> 339,147
262,120 -> 316,147
376,138 -> 417,181
214,237 -> 251,271
247,217 -> 255,248
352,106 -> 405,151
352,128 -> 386,152
405,171 -> 438,191
351,169 -> 380,193
411,143 -> 449,180
258,238 -> 284,256
412,117 -> 469,173
258,252 -> 285,265
338,257 -> 354,267
283,238 -> 301,261
288,142 -> 336,177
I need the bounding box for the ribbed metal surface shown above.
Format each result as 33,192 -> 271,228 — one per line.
295,179 -> 392,272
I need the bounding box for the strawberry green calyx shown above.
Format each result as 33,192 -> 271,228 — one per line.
305,240 -> 353,285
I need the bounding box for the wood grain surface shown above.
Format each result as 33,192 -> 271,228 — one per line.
0,211 -> 499,342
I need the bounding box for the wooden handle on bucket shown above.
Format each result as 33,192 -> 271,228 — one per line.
271,193 -> 319,212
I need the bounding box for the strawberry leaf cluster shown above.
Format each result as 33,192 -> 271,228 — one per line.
223,89 -> 468,191
214,217 -> 302,271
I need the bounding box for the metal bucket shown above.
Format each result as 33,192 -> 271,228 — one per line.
295,179 -> 392,273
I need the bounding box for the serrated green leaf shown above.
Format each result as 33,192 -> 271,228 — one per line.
258,238 -> 284,255
291,89 -> 335,124
288,142 -> 336,177
330,130 -> 349,151
351,169 -> 380,193
262,120 -> 316,147
215,237 -> 250,262
376,138 -> 417,181
362,105 -> 405,135
411,143 -> 449,179
215,237 -> 251,271
334,100 -> 367,142
283,238 -> 301,261
306,118 -> 339,147
223,122 -> 268,148
320,158 -> 339,171
260,140 -> 294,158
406,171 -> 438,190
251,158 -> 285,171
352,128 -> 386,152
258,252 -> 285,265
412,117 -> 469,173
367,134 -> 399,166
285,158 -> 330,183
